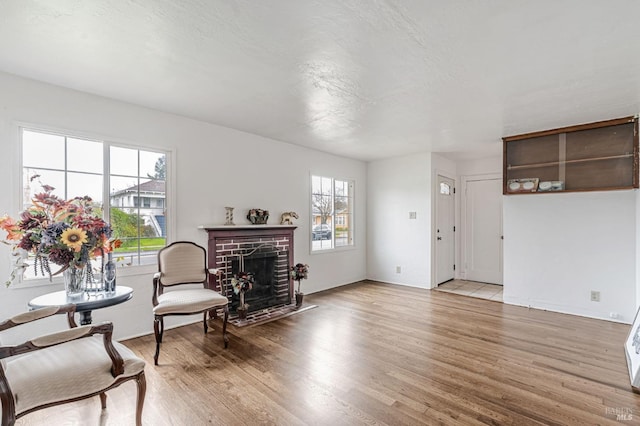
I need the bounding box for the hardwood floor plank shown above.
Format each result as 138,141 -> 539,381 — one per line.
14,280 -> 640,425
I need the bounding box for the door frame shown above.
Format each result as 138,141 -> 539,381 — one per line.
431,170 -> 456,288
460,172 -> 502,282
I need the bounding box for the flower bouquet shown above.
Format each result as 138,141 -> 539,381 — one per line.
0,179 -> 120,296
231,271 -> 254,318
290,263 -> 309,307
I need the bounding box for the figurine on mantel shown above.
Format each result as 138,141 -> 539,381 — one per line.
280,211 -> 298,225
224,207 -> 235,226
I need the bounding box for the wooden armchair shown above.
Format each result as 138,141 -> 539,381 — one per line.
152,241 -> 229,365
0,305 -> 146,426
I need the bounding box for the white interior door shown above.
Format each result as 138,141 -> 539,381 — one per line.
436,175 -> 455,285
464,177 -> 503,285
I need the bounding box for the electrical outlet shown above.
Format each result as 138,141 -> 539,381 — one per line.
396,266 -> 401,274
409,212 -> 417,219
590,291 -> 600,302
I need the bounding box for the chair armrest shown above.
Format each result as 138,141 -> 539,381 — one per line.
0,304 -> 77,332
31,325 -> 94,348
207,268 -> 225,294
0,322 -> 125,377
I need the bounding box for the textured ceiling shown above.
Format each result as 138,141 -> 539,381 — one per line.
1,1 -> 640,161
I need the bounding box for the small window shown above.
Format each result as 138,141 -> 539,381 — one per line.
440,182 -> 451,195
311,175 -> 354,251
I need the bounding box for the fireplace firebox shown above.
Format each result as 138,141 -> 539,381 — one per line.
199,225 -> 296,314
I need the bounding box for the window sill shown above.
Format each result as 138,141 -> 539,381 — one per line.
9,263 -> 157,290
310,244 -> 357,255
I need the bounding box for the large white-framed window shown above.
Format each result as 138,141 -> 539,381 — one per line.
20,127 -> 169,280
311,175 -> 354,251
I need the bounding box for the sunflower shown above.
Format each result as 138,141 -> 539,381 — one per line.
60,227 -> 88,251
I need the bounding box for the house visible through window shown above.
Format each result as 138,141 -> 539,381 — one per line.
21,128 -> 168,280
311,175 -> 354,251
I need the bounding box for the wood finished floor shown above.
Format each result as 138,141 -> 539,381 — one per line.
15,280 -> 640,425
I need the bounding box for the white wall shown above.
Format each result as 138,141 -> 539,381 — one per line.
504,190 -> 637,323
456,156 -> 502,177
0,72 -> 367,340
367,152 -> 432,288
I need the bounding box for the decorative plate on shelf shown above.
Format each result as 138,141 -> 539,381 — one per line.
537,180 -> 564,192
538,181 -> 552,191
506,178 -> 539,193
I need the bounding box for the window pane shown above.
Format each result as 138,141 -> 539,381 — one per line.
110,176 -> 139,207
335,179 -> 349,196
320,177 -> 332,195
22,168 -> 65,206
335,179 -> 353,248
68,172 -> 103,204
22,130 -> 65,169
68,138 -> 103,173
335,212 -> 351,247
147,207 -> 167,237
140,151 -> 165,179
110,146 -> 138,176
110,207 -> 140,256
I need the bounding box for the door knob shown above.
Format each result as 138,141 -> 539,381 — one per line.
437,236 -> 442,240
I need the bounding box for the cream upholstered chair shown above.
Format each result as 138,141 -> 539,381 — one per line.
152,241 -> 229,365
0,304 -> 146,426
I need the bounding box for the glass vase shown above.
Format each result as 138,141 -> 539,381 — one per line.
64,267 -> 85,299
104,252 -> 117,294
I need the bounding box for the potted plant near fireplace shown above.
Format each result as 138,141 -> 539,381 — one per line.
290,263 -> 309,308
231,272 -> 254,320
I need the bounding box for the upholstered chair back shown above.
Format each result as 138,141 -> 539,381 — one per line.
158,242 -> 207,286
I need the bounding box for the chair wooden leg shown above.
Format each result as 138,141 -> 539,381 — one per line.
222,306 -> 229,348
203,311 -> 208,334
99,392 -> 107,409
153,316 -> 163,365
1,373 -> 16,426
135,371 -> 146,426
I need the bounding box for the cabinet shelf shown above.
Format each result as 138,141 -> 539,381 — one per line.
503,116 -> 638,194
507,153 -> 634,171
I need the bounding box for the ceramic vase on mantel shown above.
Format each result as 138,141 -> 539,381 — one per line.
64,267 -> 85,299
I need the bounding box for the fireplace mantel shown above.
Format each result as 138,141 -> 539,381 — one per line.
198,225 -> 297,232
199,225 -> 297,312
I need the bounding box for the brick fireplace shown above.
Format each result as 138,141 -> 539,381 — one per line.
200,225 -> 296,313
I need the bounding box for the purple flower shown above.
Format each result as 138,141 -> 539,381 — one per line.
41,222 -> 69,245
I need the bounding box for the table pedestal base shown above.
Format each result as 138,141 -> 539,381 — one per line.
79,311 -> 93,325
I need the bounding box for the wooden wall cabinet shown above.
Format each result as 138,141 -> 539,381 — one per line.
503,116 -> 639,195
